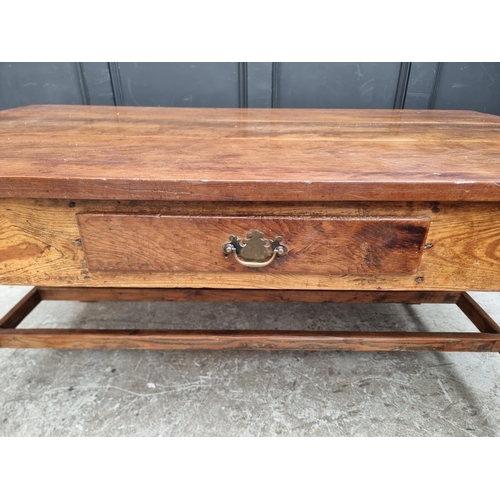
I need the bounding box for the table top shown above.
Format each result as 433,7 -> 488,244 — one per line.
1,104 -> 500,202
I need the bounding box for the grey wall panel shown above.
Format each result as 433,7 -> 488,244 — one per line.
274,63 -> 401,109
80,62 -> 115,106
404,62 -> 440,109
113,63 -> 241,108
247,62 -> 273,108
1,62 -> 499,115
430,63 -> 500,115
393,62 -> 412,109
0,62 -> 85,110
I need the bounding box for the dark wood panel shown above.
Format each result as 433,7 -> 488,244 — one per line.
76,214 -> 429,275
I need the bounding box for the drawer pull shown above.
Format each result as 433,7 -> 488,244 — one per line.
222,229 -> 288,268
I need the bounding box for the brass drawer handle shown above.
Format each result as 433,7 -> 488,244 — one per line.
222,229 -> 288,268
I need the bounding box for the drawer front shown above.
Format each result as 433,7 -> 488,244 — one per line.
76,214 -> 429,275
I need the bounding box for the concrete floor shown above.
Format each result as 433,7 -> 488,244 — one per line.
0,285 -> 499,437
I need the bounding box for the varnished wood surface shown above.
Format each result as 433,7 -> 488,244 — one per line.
38,287 -> 461,304
76,214 -> 429,274
457,293 -> 500,333
2,329 -> 500,351
1,288 -> 497,352
2,105 -> 500,201
0,288 -> 41,328
2,200 -> 500,290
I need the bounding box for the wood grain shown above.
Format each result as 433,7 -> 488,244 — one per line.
457,293 -> 500,333
2,199 -> 500,290
0,286 -> 497,352
2,105 -> 500,202
38,287 -> 461,304
76,214 -> 429,275
1,329 -> 500,351
0,288 -> 41,328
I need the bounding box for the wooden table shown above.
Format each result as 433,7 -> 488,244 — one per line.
1,105 -> 499,351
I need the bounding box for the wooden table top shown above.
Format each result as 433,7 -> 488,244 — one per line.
1,105 -> 500,202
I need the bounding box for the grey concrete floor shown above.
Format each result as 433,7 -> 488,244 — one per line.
0,285 -> 499,437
